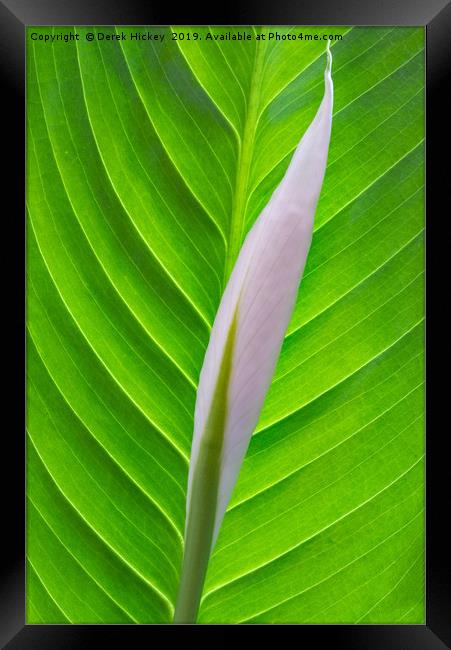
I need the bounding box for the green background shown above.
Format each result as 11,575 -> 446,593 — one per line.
26,26 -> 425,623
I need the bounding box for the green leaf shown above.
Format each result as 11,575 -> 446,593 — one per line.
27,25 -> 425,624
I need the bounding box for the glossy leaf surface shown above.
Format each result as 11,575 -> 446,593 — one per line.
26,26 -> 425,624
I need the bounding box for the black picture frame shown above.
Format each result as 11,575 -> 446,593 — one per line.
1,0 -> 449,646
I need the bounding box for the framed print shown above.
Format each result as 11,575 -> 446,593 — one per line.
1,0 -> 449,646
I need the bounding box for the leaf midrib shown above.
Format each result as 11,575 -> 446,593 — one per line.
224,32 -> 267,285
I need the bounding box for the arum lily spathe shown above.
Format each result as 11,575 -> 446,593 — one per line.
174,45 -> 334,623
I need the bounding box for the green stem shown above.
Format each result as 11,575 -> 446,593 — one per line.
173,435 -> 221,623
174,314 -> 238,623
